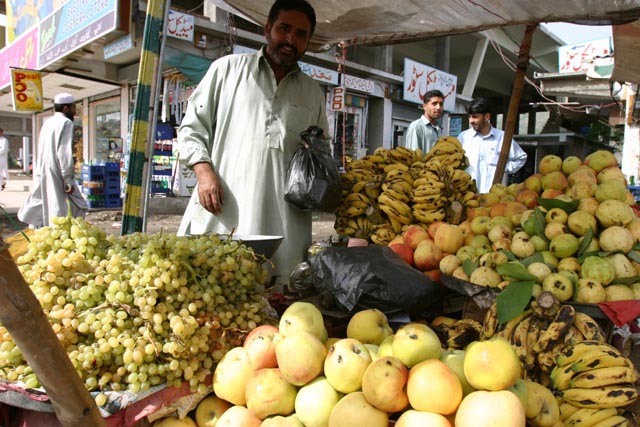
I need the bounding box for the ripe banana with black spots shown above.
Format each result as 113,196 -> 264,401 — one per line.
480,302 -> 499,340
495,309 -> 532,340
556,342 -> 622,368
560,385 -> 638,409
569,349 -> 633,374
510,314 -> 532,370
559,402 -> 581,422
570,366 -> 638,389
572,312 -> 606,343
412,207 -> 445,223
590,415 -> 630,427
534,304 -> 576,353
564,407 -> 618,427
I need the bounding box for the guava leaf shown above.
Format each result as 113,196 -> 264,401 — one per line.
533,208 -> 549,244
462,258 -> 478,277
497,262 -> 539,282
537,198 -> 579,214
496,281 -> 535,324
611,275 -> 640,285
627,251 -> 640,264
633,243 -> 640,252
520,252 -> 544,267
576,227 -> 594,258
500,249 -> 517,261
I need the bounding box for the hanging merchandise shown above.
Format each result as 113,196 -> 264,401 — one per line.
161,77 -> 169,123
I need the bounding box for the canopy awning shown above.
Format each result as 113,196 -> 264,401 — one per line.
219,0 -> 640,83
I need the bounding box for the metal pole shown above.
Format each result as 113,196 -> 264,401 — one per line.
492,24 -> 537,185
121,0 -> 171,234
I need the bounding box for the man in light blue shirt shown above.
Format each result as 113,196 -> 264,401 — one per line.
458,98 -> 527,193
176,0 -> 328,281
403,90 -> 444,153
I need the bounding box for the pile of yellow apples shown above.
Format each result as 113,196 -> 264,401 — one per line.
152,303 -> 553,427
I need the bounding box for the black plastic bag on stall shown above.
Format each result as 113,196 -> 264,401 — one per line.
308,245 -> 446,316
284,126 -> 342,213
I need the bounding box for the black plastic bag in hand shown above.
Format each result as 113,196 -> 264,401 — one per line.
284,126 -> 342,213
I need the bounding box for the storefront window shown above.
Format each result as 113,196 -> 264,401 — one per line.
92,98 -> 121,162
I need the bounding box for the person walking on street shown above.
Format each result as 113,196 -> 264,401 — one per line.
175,0 -> 328,281
458,98 -> 527,194
0,128 -> 8,191
18,93 -> 87,227
403,90 -> 444,153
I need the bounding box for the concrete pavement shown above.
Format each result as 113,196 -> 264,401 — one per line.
0,170 -> 32,215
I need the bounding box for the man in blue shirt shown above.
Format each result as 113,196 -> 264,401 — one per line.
403,90 -> 444,153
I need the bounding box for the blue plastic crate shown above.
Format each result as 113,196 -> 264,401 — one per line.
87,199 -> 105,209
82,185 -> 104,195
105,194 -> 122,208
81,164 -> 105,182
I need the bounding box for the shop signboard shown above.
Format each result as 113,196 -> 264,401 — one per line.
10,68 -> 44,111
39,0 -> 118,69
167,10 -> 195,42
558,37 -> 613,74
232,45 -> 339,85
403,58 -> 457,112
341,74 -> 374,93
103,34 -> 133,60
330,86 -> 345,111
0,27 -> 39,91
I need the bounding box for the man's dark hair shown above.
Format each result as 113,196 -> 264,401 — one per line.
422,90 -> 444,103
54,104 -> 66,113
268,0 -> 316,36
467,98 -> 491,115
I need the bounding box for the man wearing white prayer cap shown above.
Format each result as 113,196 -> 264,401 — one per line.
18,92 -> 87,227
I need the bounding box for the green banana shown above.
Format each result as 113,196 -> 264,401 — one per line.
561,385 -> 638,409
534,304 -> 576,353
570,366 -> 638,389
591,415 -> 630,427
564,407 -> 618,427
556,341 -> 621,367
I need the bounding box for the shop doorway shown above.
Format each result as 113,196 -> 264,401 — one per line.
91,98 -> 122,163
333,106 -> 366,169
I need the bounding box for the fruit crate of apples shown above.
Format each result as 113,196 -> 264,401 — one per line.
151,302 -> 638,427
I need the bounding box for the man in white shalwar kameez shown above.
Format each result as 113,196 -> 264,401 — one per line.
18,93 -> 87,227
458,98 -> 527,194
0,128 -> 8,191
176,0 -> 328,281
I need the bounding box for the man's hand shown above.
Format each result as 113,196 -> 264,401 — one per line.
193,162 -> 224,215
64,184 -> 74,194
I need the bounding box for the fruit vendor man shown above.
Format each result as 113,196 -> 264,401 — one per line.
175,0 -> 328,281
403,90 -> 444,153
459,98 -> 527,193
18,93 -> 87,228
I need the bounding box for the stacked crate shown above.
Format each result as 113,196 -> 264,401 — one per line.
81,162 -> 122,209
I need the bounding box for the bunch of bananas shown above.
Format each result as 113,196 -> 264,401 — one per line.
481,291 -> 608,384
335,139 -> 478,244
411,137 -> 478,225
552,341 -> 638,415
430,316 -> 482,349
559,403 -> 633,427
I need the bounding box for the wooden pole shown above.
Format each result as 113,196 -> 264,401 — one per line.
0,241 -> 105,427
492,24 -> 537,185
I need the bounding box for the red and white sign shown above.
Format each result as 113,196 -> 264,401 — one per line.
558,37 -> 613,74
167,10 -> 195,42
330,87 -> 345,111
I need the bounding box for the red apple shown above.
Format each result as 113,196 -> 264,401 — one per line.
389,242 -> 414,266
413,239 -> 443,271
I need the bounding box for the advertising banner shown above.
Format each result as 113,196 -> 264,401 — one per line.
403,58 -> 457,112
558,37 -> 613,74
10,68 -> 44,111
0,27 -> 39,91
167,10 -> 195,42
39,0 -> 118,68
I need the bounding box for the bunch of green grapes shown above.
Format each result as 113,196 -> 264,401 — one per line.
1,214 -> 272,398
